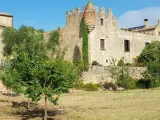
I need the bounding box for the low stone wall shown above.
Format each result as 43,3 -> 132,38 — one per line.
82,66 -> 146,83
0,81 -> 7,93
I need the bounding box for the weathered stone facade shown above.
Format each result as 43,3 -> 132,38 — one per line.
82,66 -> 146,83
60,1 -> 160,66
0,12 -> 13,63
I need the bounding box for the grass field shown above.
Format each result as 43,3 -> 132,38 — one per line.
0,89 -> 160,120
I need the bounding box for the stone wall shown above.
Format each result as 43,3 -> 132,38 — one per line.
89,7 -> 160,66
60,8 -> 84,63
82,66 -> 146,84
0,15 -> 12,27
0,27 -> 4,63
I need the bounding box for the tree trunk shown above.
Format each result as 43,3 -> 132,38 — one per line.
27,98 -> 30,111
44,95 -> 47,120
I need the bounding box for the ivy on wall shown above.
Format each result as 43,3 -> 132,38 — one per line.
82,19 -> 89,70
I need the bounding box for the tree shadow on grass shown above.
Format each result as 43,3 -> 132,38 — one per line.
11,101 -> 66,120
2,93 -> 19,97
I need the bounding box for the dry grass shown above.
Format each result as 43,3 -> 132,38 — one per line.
0,89 -> 160,120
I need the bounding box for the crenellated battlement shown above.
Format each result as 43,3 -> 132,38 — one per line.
66,5 -> 113,18
66,7 -> 81,17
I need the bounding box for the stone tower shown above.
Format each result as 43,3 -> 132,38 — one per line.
84,1 -> 96,33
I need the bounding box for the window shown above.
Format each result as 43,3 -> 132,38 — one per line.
100,39 -> 105,50
145,42 -> 150,47
124,40 -> 130,52
101,18 -> 104,25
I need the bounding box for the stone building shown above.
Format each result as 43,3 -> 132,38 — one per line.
0,12 -> 13,61
0,1 -> 160,67
60,1 -> 160,66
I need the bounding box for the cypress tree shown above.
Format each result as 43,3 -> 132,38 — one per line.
82,19 -> 89,70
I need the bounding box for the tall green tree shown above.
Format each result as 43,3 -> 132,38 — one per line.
82,19 -> 89,70
138,41 -> 160,64
138,41 -> 160,87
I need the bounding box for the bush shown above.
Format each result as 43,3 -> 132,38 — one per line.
117,75 -> 136,89
136,79 -> 151,89
117,57 -> 125,66
83,83 -> 99,91
74,79 -> 84,90
103,82 -> 117,91
116,67 -> 136,89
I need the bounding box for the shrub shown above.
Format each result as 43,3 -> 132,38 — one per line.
136,79 -> 151,89
74,79 -> 84,90
103,82 -> 117,91
116,67 -> 136,89
117,57 -> 125,66
83,83 -> 99,91
95,83 -> 101,88
117,75 -> 136,89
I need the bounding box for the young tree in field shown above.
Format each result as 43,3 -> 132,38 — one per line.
1,25 -> 45,104
2,25 -> 78,120
27,59 -> 77,120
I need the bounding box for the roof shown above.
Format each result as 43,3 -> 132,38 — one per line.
128,25 -> 145,30
125,25 -> 156,32
0,12 -> 13,17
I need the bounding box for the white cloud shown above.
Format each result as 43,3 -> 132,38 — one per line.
118,7 -> 160,28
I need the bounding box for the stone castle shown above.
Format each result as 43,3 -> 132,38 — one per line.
1,1 -> 160,66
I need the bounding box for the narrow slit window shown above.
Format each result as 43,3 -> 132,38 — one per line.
124,40 -> 130,52
100,39 -> 105,50
101,18 -> 104,25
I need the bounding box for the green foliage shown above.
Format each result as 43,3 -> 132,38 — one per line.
138,41 -> 160,64
108,58 -> 119,81
117,67 -> 136,89
74,79 -> 84,90
47,28 -> 60,56
82,19 -> 89,71
132,56 -> 145,67
83,82 -> 99,91
137,41 -> 160,88
74,80 -> 100,91
2,27 -> 17,57
28,59 -> 78,103
117,57 -> 125,66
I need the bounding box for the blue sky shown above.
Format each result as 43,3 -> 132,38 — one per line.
1,0 -> 160,31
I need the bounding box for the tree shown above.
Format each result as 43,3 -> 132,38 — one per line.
82,19 -> 89,70
138,41 -> 160,64
46,27 -> 60,57
2,27 -> 17,57
1,26 -> 78,120
1,26 -> 45,104
138,41 -> 160,87
28,59 -> 77,120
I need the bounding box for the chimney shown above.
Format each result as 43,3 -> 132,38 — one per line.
144,19 -> 148,27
